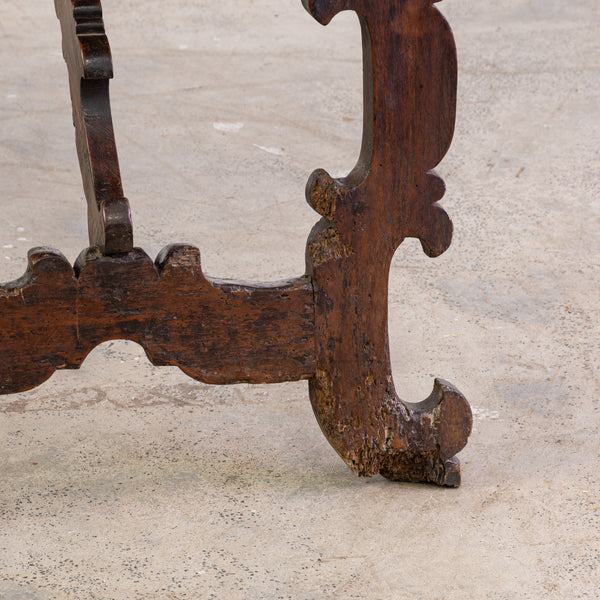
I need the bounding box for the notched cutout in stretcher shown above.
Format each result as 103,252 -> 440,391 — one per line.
0,0 -> 472,486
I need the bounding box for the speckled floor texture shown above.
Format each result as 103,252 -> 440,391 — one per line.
1,1 -> 599,598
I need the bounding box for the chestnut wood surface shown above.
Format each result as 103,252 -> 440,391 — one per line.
0,0 -> 472,486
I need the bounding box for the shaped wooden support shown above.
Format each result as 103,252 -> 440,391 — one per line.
0,0 -> 472,486
55,0 -> 132,253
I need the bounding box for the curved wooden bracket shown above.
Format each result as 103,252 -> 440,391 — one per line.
302,0 -> 470,485
1,0 -> 472,487
55,0 -> 133,254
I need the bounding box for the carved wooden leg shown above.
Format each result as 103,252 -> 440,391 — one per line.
0,0 -> 472,486
303,0 -> 472,485
54,0 -> 132,254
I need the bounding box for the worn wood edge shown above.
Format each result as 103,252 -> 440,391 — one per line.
1,0 -> 473,490
379,379 -> 473,487
0,246 -> 316,394
303,0 -> 472,486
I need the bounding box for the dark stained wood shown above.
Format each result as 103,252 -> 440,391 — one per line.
0,246 -> 315,394
302,0 -> 472,485
0,0 -> 472,486
55,0 -> 133,254
0,248 -> 79,394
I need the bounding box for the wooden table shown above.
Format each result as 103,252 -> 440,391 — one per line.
0,0 -> 472,486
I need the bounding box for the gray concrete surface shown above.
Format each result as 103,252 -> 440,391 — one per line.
1,0 -> 599,598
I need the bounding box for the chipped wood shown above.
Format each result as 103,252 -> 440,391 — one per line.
1,0 -> 472,486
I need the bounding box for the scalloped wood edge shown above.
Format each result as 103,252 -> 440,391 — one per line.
1,0 -> 472,487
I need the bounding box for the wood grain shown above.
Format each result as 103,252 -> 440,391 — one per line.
55,0 -> 133,254
303,0 -> 471,485
0,0 -> 473,487
0,246 -> 315,394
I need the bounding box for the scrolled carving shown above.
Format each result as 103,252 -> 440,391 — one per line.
0,0 -> 472,487
303,0 -> 471,485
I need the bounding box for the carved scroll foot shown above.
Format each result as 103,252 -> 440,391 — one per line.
309,368 -> 471,487
379,380 -> 472,487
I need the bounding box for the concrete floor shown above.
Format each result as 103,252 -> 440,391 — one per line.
1,0 -> 599,598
